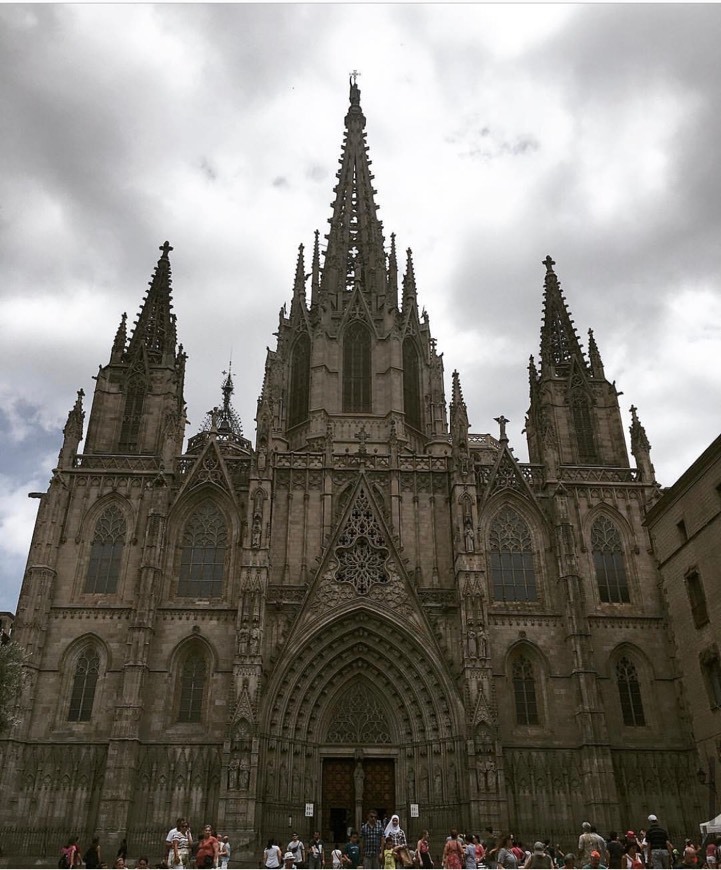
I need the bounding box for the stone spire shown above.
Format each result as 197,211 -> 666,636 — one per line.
320,76 -> 387,304
387,232 -> 399,310
111,312 -> 127,363
587,328 -> 605,379
629,405 -> 655,482
539,255 -> 586,375
126,241 -> 177,364
450,370 -> 470,459
290,244 -> 307,319
58,389 -> 85,468
402,248 -> 418,310
310,230 -> 321,310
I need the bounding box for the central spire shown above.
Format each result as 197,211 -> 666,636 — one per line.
319,77 -> 388,307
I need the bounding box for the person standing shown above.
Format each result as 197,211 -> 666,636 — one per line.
645,816 -> 673,869
416,831 -> 433,870
83,837 -> 101,869
308,832 -> 324,869
288,833 -> 306,869
219,835 -> 231,870
195,824 -> 220,869
264,840 -> 283,869
443,830 -> 465,870
343,832 -> 362,869
606,834 -> 624,870
362,811 -> 384,868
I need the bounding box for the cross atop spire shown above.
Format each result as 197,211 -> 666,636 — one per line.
159,240 -> 174,258
542,254 -> 555,273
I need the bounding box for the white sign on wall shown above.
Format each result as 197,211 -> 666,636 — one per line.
305,803 -> 314,817
410,804 -> 419,818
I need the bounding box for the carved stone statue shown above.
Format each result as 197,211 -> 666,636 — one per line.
467,629 -> 478,659
464,517 -> 475,552
353,760 -> 365,802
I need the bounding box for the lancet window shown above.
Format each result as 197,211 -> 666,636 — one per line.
84,504 -> 126,594
178,501 -> 227,597
616,656 -> 645,726
591,515 -> 630,603
288,333 -> 311,428
343,322 -> 371,413
512,654 -> 539,726
403,338 -> 422,432
68,646 -> 100,722
570,378 -> 597,463
178,651 -> 207,722
489,507 -> 537,602
119,361 -> 147,452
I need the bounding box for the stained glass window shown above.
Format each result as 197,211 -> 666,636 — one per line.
512,655 -> 539,725
85,505 -> 126,594
591,516 -> 629,603
288,333 -> 311,428
489,507 -> 537,602
178,502 -> 227,597
616,657 -> 645,726
343,322 -> 371,413
68,647 -> 100,722
178,652 -> 207,722
403,338 -> 422,432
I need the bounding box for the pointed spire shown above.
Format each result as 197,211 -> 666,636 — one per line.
450,369 -> 470,458
539,254 -> 586,374
290,243 -> 307,318
58,389 -> 85,468
127,241 -> 177,364
587,328 -> 605,379
402,248 -> 417,309
310,230 -> 321,310
111,312 -> 127,362
451,369 -> 465,408
387,233 -> 399,310
629,404 -> 655,482
320,79 -> 387,303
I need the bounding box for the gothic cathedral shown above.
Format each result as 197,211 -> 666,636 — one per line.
3,80 -> 703,858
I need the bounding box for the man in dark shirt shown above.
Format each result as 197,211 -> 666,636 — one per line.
606,833 -> 624,869
645,815 -> 673,869
361,811 -> 384,868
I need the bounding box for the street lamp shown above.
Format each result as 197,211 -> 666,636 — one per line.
697,757 -> 717,821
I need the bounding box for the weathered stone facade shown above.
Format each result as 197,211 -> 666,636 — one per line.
645,434 -> 721,822
1,81 -> 705,859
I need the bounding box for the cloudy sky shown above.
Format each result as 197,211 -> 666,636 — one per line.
1,3 -> 720,614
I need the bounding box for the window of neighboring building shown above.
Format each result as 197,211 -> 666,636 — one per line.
512,655 -> 539,725
68,647 -> 100,722
84,505 -> 126,594
343,322 -> 371,413
686,570 -> 709,629
701,648 -> 721,709
591,515 -> 630,603
178,651 -> 207,722
489,507 -> 538,602
178,502 -> 227,597
616,656 -> 646,726
403,338 -> 422,432
288,333 -> 311,428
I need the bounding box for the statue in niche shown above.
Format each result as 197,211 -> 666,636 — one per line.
433,766 -> 442,798
239,757 -> 250,791
420,764 -> 429,801
292,765 -> 302,800
251,515 -> 262,548
467,628 -> 478,659
406,766 -> 415,800
279,762 -> 288,797
227,757 -> 240,790
353,760 -> 365,802
448,762 -> 457,796
250,626 -> 261,654
464,517 -> 475,552
485,759 -> 496,791
238,627 -> 250,656
266,758 -> 276,796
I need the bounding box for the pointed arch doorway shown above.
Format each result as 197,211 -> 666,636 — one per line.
320,681 -> 396,843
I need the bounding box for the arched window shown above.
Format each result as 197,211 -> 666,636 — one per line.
178,651 -> 207,722
403,338 -> 422,431
512,654 -> 539,725
592,516 -> 629,603
178,502 -> 227,597
84,505 -> 126,594
616,656 -> 645,726
68,647 -> 100,722
119,361 -> 147,452
288,333 -> 311,428
343,322 -> 371,412
489,507 -> 538,602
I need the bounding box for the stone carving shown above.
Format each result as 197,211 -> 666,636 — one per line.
326,684 -> 391,744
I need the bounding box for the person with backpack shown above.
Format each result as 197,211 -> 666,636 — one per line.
84,837 -> 101,869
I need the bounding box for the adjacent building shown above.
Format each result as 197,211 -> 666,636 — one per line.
1,80 -> 705,859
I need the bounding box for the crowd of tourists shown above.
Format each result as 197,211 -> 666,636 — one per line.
59,813 -> 718,870
58,819 -> 231,869
262,814 -> 720,870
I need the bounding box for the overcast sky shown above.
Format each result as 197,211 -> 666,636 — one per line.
1,3 -> 720,615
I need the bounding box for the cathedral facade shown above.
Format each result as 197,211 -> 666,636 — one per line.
2,82 -> 704,859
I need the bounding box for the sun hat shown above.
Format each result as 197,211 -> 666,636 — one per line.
284,853 -> 295,861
